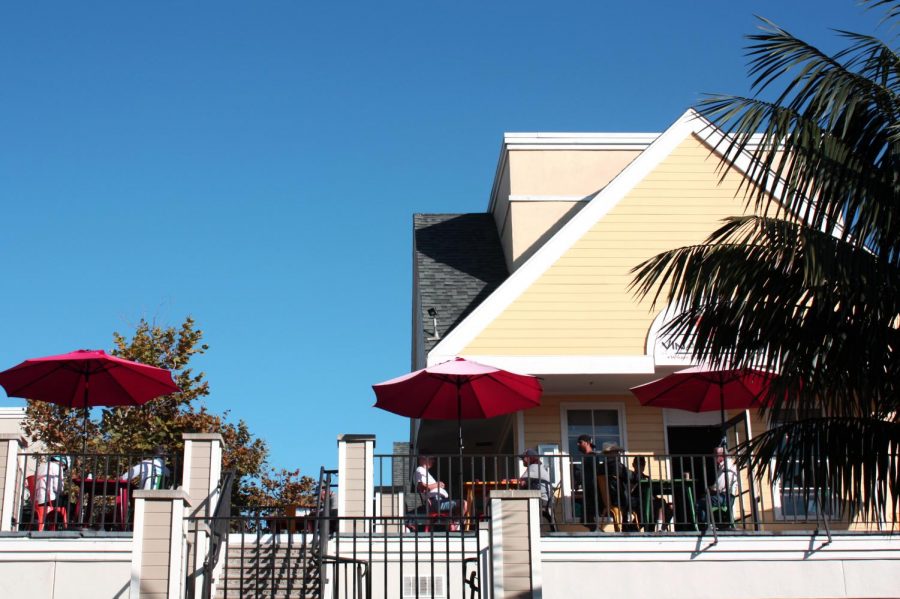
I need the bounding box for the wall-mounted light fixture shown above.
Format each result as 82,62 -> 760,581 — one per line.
427,307 -> 440,340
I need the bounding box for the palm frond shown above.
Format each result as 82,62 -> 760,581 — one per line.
740,417 -> 900,521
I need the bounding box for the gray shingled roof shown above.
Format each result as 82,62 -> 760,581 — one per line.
414,213 -> 509,356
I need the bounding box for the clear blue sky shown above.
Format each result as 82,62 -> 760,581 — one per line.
0,1 -> 884,476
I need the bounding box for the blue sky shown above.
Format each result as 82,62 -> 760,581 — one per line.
0,1 -> 884,476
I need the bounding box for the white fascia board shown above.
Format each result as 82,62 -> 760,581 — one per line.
433,109 -> 709,364
508,194 -> 593,202
426,354 -> 655,375
503,132 -> 659,147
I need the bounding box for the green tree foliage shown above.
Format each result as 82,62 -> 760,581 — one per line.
631,0 -> 899,516
22,317 -> 315,508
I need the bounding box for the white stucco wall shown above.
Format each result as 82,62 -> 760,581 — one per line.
541,535 -> 900,599
0,538 -> 132,599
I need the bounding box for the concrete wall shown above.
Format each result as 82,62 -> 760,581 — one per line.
0,408 -> 27,437
0,538 -> 132,598
540,535 -> 900,599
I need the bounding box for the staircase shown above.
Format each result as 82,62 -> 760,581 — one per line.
214,538 -> 320,598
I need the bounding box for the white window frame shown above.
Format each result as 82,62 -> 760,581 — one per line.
558,402 -> 627,521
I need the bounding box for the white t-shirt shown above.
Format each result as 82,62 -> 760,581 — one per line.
414,465 -> 448,500
34,462 -> 64,504
121,457 -> 170,490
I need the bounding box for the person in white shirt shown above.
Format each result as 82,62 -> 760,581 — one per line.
413,456 -> 467,516
34,455 -> 68,505
697,446 -> 738,526
518,449 -> 552,504
120,446 -> 170,490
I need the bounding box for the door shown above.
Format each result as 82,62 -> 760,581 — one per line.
721,410 -> 759,529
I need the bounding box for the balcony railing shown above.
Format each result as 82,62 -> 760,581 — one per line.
374,452 -> 897,535
14,451 -> 181,532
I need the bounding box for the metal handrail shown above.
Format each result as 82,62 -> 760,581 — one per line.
202,469 -> 235,598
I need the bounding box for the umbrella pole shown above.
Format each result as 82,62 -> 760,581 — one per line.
457,380 -> 464,526
719,382 -> 726,448
82,371 -> 91,456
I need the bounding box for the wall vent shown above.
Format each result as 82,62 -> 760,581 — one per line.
402,575 -> 446,598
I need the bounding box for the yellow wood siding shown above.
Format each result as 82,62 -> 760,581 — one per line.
523,394 -> 665,454
464,134 -> 758,355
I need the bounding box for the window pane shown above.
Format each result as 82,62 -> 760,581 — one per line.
566,408 -> 621,455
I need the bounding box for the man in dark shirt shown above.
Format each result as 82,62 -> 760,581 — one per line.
576,434 -> 600,531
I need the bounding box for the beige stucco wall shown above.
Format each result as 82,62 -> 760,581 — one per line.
507,150 -> 640,197
507,201 -> 588,270
467,134 -> 757,356
0,538 -> 132,598
495,149 -> 641,271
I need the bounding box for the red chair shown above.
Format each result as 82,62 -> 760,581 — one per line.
25,475 -> 68,531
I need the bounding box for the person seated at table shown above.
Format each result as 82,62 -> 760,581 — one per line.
120,446 -> 170,490
598,442 -> 640,529
696,446 -> 738,529
35,455 -> 69,507
413,456 -> 467,519
518,448 -> 556,529
630,456 -> 673,530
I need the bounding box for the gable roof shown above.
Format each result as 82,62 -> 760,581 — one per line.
413,213 -> 509,361
428,109 -> 784,370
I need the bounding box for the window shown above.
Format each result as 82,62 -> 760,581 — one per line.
537,443 -> 561,485
771,409 -> 833,520
558,404 -> 625,521
564,408 -> 623,455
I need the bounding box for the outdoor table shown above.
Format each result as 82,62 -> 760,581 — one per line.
463,480 -> 517,530
73,477 -> 135,530
638,478 -> 697,531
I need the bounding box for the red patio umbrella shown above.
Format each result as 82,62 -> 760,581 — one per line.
0,349 -> 181,451
373,357 -> 542,455
630,366 -> 776,434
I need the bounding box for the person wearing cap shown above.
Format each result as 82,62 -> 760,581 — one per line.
519,448 -> 556,531
518,449 -> 552,503
598,442 -> 638,521
576,434 -> 601,531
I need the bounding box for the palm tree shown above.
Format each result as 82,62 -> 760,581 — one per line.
631,0 -> 899,520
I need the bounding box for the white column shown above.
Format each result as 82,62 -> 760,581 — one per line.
490,489 -> 543,599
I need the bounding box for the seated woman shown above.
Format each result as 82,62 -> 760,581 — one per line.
518,448 -> 556,531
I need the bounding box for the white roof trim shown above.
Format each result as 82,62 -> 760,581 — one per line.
504,132 -> 660,148
427,354 -> 655,374
431,109 -> 785,370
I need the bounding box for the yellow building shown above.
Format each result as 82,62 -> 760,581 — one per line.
411,110 -> 888,532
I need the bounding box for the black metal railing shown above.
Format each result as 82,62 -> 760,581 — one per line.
189,513 -> 486,599
373,451 -> 897,535
15,451 -> 181,532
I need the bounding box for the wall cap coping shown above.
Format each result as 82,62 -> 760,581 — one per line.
490,490 -> 540,499
181,432 -> 225,444
0,433 -> 27,446
134,488 -> 193,505
337,434 -> 376,443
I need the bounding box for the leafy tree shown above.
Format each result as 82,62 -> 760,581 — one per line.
22,317 -> 315,508
632,0 -> 899,518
